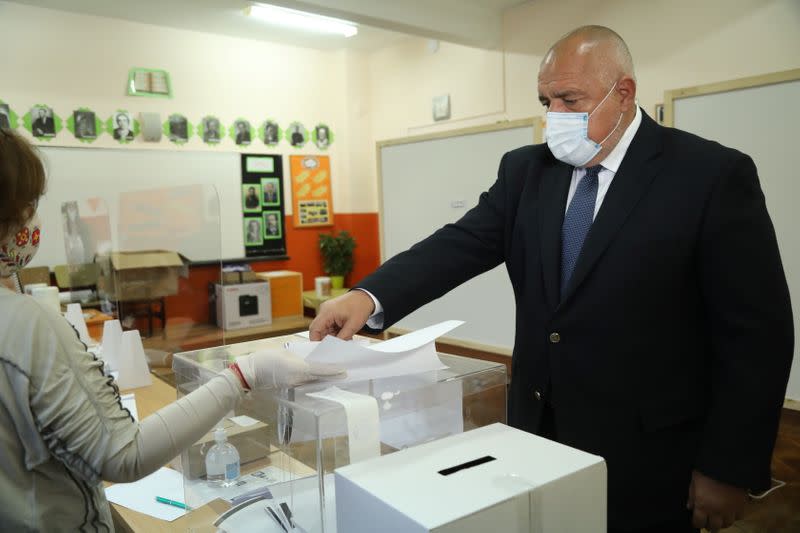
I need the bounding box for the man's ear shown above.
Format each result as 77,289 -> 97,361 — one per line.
617,76 -> 637,112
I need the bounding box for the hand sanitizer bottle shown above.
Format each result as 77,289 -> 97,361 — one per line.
205,428 -> 240,487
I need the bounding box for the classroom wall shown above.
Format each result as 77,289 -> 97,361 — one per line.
359,0 -> 800,226
0,1 -> 379,293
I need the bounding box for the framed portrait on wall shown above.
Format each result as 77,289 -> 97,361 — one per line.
242,184 -> 262,212
260,177 -> 280,206
263,211 -> 283,240
244,217 -> 264,246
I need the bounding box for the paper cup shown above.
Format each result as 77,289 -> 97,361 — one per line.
315,276 -> 332,298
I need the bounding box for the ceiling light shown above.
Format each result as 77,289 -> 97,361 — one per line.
246,3 -> 358,38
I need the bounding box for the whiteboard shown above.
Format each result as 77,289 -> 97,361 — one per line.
378,119 -> 541,351
33,147 -> 244,266
671,74 -> 800,399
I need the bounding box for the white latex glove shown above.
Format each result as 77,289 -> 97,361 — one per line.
235,349 -> 345,389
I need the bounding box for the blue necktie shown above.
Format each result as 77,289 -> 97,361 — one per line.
561,165 -> 602,297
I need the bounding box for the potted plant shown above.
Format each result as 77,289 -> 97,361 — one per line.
318,230 -> 356,289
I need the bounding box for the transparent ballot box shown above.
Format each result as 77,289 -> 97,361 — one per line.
172,337 -> 507,532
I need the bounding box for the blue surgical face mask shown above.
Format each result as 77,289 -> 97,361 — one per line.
545,82 -> 623,167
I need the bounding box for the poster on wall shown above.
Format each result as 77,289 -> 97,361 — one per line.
241,154 -> 286,258
286,121 -> 307,148
312,123 -> 333,150
0,100 -> 19,129
290,155 -> 334,228
163,114 -> 193,145
24,104 -> 62,140
231,118 -> 253,146
106,110 -> 139,144
67,107 -> 104,143
262,119 -> 282,146
199,115 -> 224,145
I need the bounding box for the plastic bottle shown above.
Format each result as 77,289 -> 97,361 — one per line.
205,427 -> 240,487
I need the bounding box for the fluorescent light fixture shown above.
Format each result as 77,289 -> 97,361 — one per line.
246,3 -> 358,38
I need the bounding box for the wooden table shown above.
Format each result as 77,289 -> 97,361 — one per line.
302,288 -> 348,315
142,315 -> 311,354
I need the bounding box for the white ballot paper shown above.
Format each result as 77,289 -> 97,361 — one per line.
296,320 -> 464,383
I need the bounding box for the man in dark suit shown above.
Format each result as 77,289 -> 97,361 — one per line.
32,107 -> 54,137
235,121 -> 251,145
309,26 -> 793,533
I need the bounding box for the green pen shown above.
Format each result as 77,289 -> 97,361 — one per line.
155,496 -> 190,510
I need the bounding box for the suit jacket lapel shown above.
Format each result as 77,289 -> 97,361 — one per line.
538,157 -> 572,312
559,110 -> 664,306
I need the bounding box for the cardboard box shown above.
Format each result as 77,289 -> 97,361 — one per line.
255,270 -> 303,318
215,281 -> 272,330
335,423 -> 606,533
96,250 -> 189,302
17,266 -> 50,288
220,270 -> 260,285
54,263 -> 99,289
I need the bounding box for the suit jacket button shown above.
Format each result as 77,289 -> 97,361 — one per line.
549,332 -> 561,344
534,390 -> 542,401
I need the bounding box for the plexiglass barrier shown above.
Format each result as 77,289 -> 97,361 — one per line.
58,184 -> 226,378
172,336 -> 508,532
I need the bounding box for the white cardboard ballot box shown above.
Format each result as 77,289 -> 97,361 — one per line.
335,423 -> 606,533
215,281 -> 271,330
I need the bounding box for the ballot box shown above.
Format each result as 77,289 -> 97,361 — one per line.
336,423 -> 606,533
171,335 -> 507,532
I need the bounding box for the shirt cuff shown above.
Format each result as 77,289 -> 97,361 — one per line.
355,288 -> 385,330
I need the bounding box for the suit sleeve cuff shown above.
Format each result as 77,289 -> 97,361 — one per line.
354,288 -> 385,330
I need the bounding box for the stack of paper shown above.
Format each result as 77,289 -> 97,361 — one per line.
289,320 -> 464,383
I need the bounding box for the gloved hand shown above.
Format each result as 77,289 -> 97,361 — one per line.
234,349 -> 345,389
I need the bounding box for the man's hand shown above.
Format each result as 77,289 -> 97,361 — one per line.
687,470 -> 747,531
309,290 -> 375,341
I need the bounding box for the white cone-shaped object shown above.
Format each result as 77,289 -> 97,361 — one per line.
116,330 -> 152,390
65,303 -> 92,346
101,320 -> 123,372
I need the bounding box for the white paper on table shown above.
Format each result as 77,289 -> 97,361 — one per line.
105,467 -> 186,521
295,320 -> 464,383
183,465 -> 293,510
120,393 -> 139,421
229,415 -> 259,427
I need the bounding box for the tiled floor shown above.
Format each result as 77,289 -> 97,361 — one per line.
720,409 -> 800,532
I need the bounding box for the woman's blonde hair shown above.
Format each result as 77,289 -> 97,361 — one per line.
0,129 -> 47,243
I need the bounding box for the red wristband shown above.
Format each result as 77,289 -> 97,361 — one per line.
229,362 -> 252,391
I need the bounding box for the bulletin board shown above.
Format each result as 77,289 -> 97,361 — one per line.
290,155 -> 334,228
241,154 -> 286,258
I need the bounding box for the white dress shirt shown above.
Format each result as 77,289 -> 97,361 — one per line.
363,107 -> 643,329
565,106 -> 642,219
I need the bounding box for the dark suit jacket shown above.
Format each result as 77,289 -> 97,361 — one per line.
32,117 -> 54,136
357,110 -> 793,529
